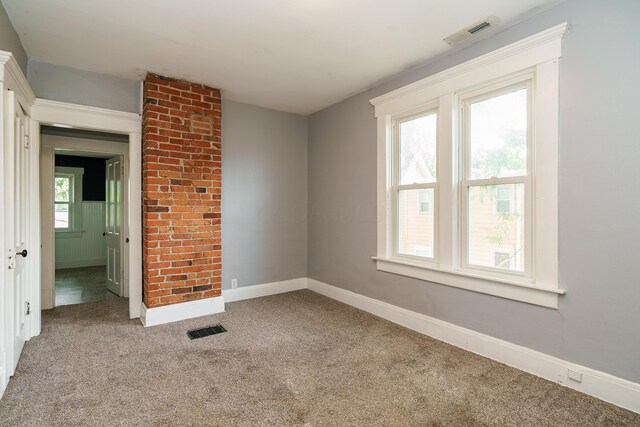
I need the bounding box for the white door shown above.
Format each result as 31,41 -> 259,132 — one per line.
105,156 -> 123,296
3,90 -> 30,376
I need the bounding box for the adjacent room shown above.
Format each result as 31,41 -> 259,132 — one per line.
0,0 -> 639,425
41,127 -> 130,309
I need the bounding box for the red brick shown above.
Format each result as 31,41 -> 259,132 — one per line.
143,73 -> 222,309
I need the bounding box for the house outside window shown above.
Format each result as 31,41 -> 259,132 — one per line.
493,249 -> 513,270
419,190 -> 432,214
495,185 -> 514,214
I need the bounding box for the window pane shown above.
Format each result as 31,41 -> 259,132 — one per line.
468,184 -> 524,272
418,190 -> 431,213
55,203 -> 70,229
398,189 -> 434,258
55,176 -> 71,202
469,88 -> 527,179
399,113 -> 437,184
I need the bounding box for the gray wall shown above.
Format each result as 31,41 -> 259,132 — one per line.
222,100 -> 307,290
307,0 -> 640,383
0,2 -> 27,73
28,60 -> 141,113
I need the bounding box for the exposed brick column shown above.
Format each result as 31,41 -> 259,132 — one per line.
142,73 -> 222,308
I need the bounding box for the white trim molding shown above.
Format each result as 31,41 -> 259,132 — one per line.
32,99 -> 140,134
140,296 -> 225,327
223,278 -> 306,303
370,23 -> 568,308
0,51 -> 36,114
373,257 -> 564,308
306,278 -> 640,414
369,23 -> 569,116
33,99 -> 142,320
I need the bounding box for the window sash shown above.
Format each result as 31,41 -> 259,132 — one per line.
54,168 -> 83,232
392,107 -> 439,263
393,185 -> 438,262
459,79 -> 533,279
54,175 -> 73,202
460,177 -> 531,278
54,201 -> 71,229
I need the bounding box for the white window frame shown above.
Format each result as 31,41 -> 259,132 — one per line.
370,23 -> 568,308
54,166 -> 83,236
393,106 -> 438,263
459,77 -> 532,280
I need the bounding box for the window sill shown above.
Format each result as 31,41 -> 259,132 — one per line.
372,256 -> 565,308
55,230 -> 84,239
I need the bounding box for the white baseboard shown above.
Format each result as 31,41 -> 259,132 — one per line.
55,258 -> 106,270
140,296 -> 225,327
222,278 -> 306,303
306,278 -> 640,414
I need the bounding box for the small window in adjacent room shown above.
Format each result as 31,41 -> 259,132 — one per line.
54,167 -> 84,232
54,175 -> 73,229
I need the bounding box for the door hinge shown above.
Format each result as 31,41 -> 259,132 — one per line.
25,135 -> 30,149
26,302 -> 31,315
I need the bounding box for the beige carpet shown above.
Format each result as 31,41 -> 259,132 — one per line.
0,290 -> 638,426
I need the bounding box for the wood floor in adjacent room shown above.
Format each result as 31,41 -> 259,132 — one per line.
0,290 -> 637,426
55,266 -> 117,306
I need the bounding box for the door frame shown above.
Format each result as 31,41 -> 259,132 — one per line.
32,99 -> 142,322
41,136 -> 129,305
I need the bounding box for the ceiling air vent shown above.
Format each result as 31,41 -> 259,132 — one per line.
444,16 -> 500,47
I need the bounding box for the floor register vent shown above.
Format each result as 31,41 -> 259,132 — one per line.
187,324 -> 227,340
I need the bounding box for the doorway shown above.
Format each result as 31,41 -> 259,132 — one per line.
32,99 -> 142,322
48,141 -> 127,306
41,128 -> 130,309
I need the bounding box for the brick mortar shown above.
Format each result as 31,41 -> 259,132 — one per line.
142,73 -> 222,308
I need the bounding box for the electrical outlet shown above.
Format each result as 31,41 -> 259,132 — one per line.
567,369 -> 583,383
231,279 -> 237,289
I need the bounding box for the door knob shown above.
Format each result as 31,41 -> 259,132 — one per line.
17,249 -> 27,258
103,232 -> 107,236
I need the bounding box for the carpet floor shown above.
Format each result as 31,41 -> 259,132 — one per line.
0,290 -> 638,426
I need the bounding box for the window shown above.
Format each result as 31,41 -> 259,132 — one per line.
371,23 -> 567,308
54,175 -> 72,229
395,111 -> 437,260
54,167 -> 84,233
494,185 -> 513,214
462,83 -> 529,275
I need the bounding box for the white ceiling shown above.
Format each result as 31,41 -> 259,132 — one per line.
3,0 -> 559,115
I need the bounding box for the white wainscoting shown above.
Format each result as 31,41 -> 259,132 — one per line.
55,201 -> 106,269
